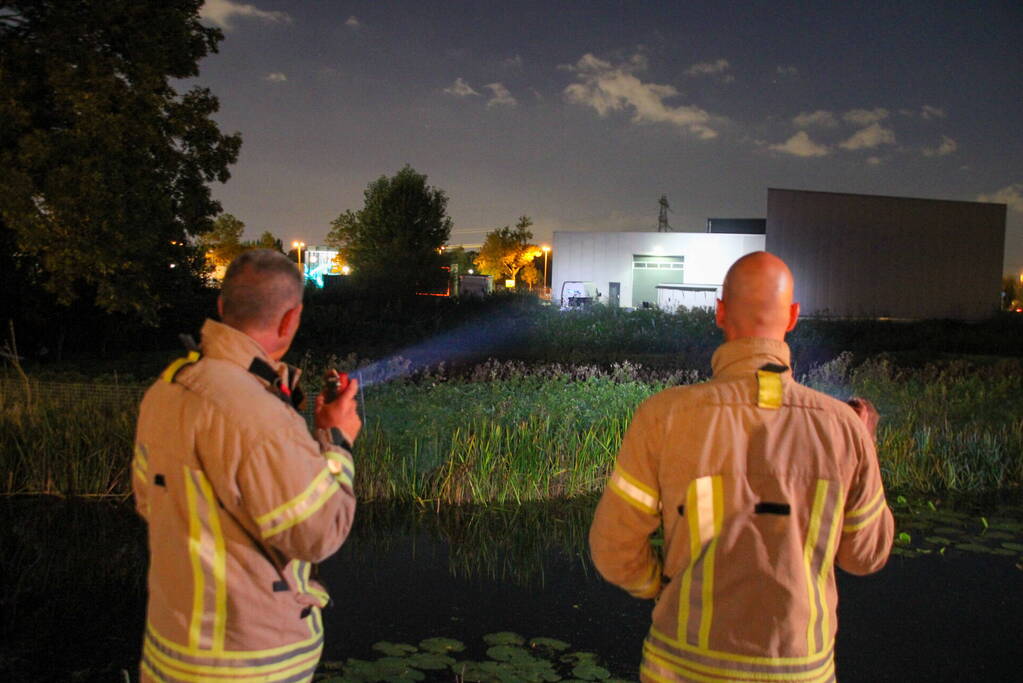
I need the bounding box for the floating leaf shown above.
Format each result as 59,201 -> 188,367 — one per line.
934,527 -> 962,535
896,532 -> 912,545
372,642 -> 418,657
407,653 -> 456,670
891,547 -> 916,556
572,662 -> 611,680
924,536 -> 953,545
896,495 -> 907,505
419,637 -> 466,654
956,543 -> 993,554
484,632 -> 526,646
451,661 -> 490,683
321,660 -> 346,671
990,548 -> 1018,556
982,531 -> 1015,540
487,645 -> 534,663
560,653 -> 600,664
1001,542 -> 1023,552
529,637 -> 571,652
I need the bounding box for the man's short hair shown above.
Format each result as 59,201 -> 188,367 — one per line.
220,249 -> 304,329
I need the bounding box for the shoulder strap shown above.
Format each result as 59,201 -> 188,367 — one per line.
161,350 -> 201,383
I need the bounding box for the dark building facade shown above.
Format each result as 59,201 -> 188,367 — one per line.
766,188 -> 1006,320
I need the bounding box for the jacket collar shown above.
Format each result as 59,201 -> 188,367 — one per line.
711,337 -> 792,380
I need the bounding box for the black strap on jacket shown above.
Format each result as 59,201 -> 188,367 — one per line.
248,358 -> 305,411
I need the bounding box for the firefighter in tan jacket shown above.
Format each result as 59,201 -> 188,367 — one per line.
132,249 -> 361,683
590,252 -> 893,683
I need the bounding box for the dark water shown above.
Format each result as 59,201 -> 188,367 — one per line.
2,497 -> 1021,681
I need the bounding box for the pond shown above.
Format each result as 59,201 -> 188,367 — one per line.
1,496 -> 1021,681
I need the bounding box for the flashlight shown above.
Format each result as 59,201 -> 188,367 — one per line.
323,370 -> 350,403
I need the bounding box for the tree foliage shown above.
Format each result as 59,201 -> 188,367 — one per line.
0,0 -> 241,323
198,213 -> 245,272
475,216 -> 542,286
252,231 -> 284,252
326,165 -> 452,293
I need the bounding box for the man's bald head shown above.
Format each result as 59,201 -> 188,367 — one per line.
219,249 -> 304,331
716,251 -> 799,341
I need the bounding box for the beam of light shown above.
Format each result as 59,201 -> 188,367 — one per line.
346,313 -> 527,388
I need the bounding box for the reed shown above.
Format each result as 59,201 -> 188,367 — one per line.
2,354 -> 1021,502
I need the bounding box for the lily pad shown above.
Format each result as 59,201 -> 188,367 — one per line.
956,543 -> 994,554
529,637 -> 571,652
560,652 -> 600,664
924,536 -> 953,545
1001,542 -> 1023,552
487,645 -> 534,663
572,662 -> 611,680
419,637 -> 465,654
407,652 -> 456,670
372,642 -> 418,657
484,632 -> 526,646
896,532 -> 912,545
934,527 -> 963,535
321,660 -> 346,671
982,531 -> 1016,540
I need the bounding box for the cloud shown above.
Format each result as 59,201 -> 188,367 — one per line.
842,108 -> 889,126
921,104 -> 946,120
776,65 -> 799,78
923,135 -> 957,157
793,109 -> 838,128
502,54 -> 523,69
838,122 -> 896,150
770,131 -> 829,157
484,82 -> 517,107
977,184 -> 1023,213
562,53 -> 718,139
444,77 -> 479,97
199,0 -> 291,30
264,72 -> 287,83
685,58 -> 733,82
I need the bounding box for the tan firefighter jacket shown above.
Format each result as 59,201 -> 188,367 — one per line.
132,319 -> 356,683
590,337 -> 893,683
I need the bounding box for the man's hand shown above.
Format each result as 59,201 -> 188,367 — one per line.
847,397 -> 879,439
315,374 -> 361,444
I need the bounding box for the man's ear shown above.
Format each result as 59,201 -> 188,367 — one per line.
278,304 -> 302,339
785,301 -> 800,332
715,299 -> 726,330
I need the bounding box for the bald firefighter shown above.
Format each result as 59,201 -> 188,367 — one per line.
132,249 -> 361,682
590,251 -> 893,682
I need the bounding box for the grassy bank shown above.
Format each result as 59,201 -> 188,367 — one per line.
2,353 -> 1022,503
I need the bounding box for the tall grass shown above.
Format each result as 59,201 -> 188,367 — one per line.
2,354 -> 1021,502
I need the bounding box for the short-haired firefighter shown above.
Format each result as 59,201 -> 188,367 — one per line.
589,252 -> 894,682
132,249 -> 361,682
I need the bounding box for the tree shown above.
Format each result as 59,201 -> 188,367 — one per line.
475,216 -> 542,287
520,263 -> 540,290
326,165 -> 452,293
199,213 -> 245,273
0,1 -> 241,323
253,231 -> 284,252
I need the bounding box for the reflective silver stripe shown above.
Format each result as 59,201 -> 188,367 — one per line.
646,628 -> 836,677
256,469 -> 340,539
184,467 -> 227,651
145,621 -> 323,669
609,468 -> 659,515
133,444 -> 149,483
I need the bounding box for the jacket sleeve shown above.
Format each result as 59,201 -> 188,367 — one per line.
589,400 -> 663,600
836,423 -> 894,575
231,423 -> 357,564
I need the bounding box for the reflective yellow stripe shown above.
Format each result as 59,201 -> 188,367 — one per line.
609,467 -> 659,515
162,351 -> 201,383
678,479 -> 701,639
147,620 -> 321,658
645,641 -> 836,682
698,475 -> 724,649
817,489 -> 843,650
262,478 -> 340,539
846,487 -> 884,517
626,559 -> 662,599
756,369 -> 784,409
195,471 -> 228,651
650,625 -> 835,666
144,639 -> 321,680
803,480 -> 828,654
256,468 -> 332,526
184,468 -> 205,651
843,504 -> 886,532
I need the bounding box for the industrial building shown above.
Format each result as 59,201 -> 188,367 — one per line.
551,188 -> 1006,320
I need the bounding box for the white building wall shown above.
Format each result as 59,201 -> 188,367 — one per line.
551,232 -> 765,306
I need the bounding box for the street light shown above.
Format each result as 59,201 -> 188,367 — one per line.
292,241 -> 305,279
542,245 -> 551,294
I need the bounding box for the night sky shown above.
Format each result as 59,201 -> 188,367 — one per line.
194,0 -> 1023,274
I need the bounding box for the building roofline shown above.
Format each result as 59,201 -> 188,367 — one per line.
767,187 -> 1007,210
